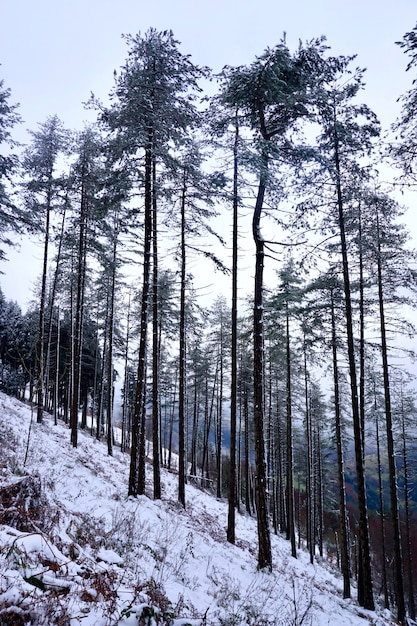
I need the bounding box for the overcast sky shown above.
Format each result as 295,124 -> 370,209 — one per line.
1,0 -> 417,307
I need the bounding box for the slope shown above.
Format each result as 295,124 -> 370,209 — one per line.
0,392 -> 398,625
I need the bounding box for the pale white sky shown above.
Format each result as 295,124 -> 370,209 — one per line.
1,0 -> 415,134
1,0 -> 417,306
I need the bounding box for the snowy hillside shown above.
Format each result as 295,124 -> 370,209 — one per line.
0,392 -> 398,625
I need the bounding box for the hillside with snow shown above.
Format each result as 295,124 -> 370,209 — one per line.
0,391 -> 401,625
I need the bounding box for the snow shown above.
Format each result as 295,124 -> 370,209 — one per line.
0,391 -> 401,625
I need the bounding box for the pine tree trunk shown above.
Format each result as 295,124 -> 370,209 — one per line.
97,291 -> 109,441
277,402 -> 286,533
331,289 -> 351,599
358,208 -> 366,458
334,129 -> 374,610
106,216 -> 118,457
376,213 -> 406,623
45,201 -> 67,423
304,348 -> 314,564
168,369 -> 177,471
151,157 -> 161,499
285,304 -> 296,559
70,173 -> 88,448
252,160 -> 272,570
237,397 -> 242,514
138,379 -> 147,494
401,405 -> 415,620
128,140 -> 153,496
201,376 -> 209,483
375,396 -> 389,610
204,365 -> 217,482
227,109 -> 239,543
178,171 -> 187,507
244,382 -> 251,516
54,309 -> 61,425
316,426 -> 324,558
216,349 -> 223,499
121,293 -> 131,453
37,186 -> 52,424
267,360 -> 276,535
191,373 -> 199,478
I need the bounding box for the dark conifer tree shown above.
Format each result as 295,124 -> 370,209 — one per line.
218,38 -> 326,570
166,140 -> 227,506
362,189 -> 417,623
68,127 -> 103,447
97,28 -> 208,498
393,23 -> 417,182
0,76 -> 22,261
269,258 -> 304,559
22,115 -> 70,423
299,56 -> 380,610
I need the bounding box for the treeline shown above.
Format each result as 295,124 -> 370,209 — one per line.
1,26 -> 417,624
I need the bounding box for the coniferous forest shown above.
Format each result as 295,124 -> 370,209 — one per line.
2,25 -> 417,624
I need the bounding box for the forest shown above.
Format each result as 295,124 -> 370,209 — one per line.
1,24 -> 417,625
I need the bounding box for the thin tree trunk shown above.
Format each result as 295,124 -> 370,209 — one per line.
267,358 -> 276,535
400,400 -> 415,620
316,425 -> 324,558
152,156 -> 161,499
106,214 -> 118,457
202,362 -> 217,482
201,378 -> 209,482
227,109 -> 239,543
178,170 -> 187,507
276,397 -> 286,533
216,347 -> 223,499
37,186 -> 52,423
331,288 -> 351,599
91,305 -> 100,436
237,391 -> 242,514
168,367 -> 177,471
285,303 -> 296,559
54,308 -> 60,425
376,212 -> 406,623
244,381 -> 251,516
358,206 -> 366,459
333,125 -> 374,610
139,368 -> 147,492
128,139 -> 153,496
191,371 -> 199,478
304,347 -> 314,564
375,392 -> 389,610
70,172 -> 89,448
121,292 -> 131,453
97,289 -> 109,441
45,200 -> 67,421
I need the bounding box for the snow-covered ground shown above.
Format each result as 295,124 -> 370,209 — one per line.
0,392 -> 399,625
